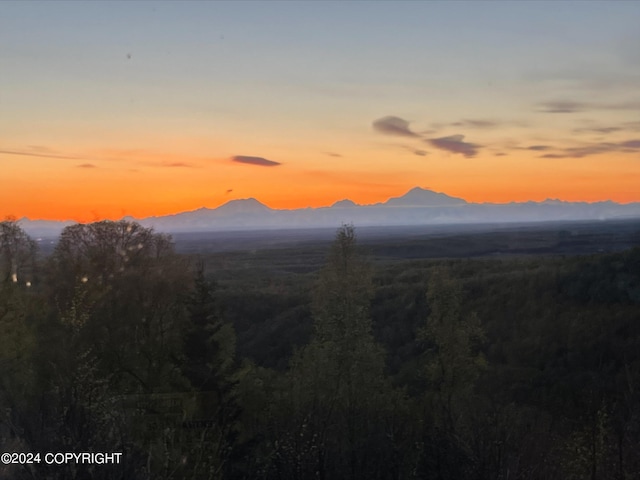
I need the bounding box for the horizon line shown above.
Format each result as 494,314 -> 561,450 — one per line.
10,186 -> 638,224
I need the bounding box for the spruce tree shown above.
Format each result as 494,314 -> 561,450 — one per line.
181,264 -> 240,479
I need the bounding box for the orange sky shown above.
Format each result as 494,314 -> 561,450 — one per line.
2,146 -> 639,223
2,2 -> 640,222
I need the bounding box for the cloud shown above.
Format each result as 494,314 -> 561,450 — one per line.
0,148 -> 80,160
451,119 -> 499,129
372,116 -> 419,137
538,99 -> 640,114
537,100 -> 588,113
573,126 -> 623,135
573,121 -> 640,135
428,134 -> 480,158
621,139 -> 640,149
538,139 -> 640,159
526,145 -> 551,151
164,162 -> 194,168
231,155 -> 281,167
76,163 -> 96,168
325,152 -> 342,158
226,189 -> 233,194
399,145 -> 428,156
140,161 -> 197,168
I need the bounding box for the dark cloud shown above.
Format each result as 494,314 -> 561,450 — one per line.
495,152 -> 507,156
325,152 -> 342,157
526,145 -> 551,151
372,116 -> 419,137
76,163 -> 96,168
451,119 -> 499,129
428,134 -> 480,158
538,100 -> 588,113
232,155 -> 281,167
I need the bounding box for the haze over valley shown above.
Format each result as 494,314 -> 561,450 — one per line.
20,187 -> 640,238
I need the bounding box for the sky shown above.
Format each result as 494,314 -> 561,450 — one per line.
1,1 -> 640,222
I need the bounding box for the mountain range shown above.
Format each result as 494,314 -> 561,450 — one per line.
19,187 -> 640,237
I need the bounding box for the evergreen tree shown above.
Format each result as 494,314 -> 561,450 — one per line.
180,263 -> 240,479
183,264 -> 236,393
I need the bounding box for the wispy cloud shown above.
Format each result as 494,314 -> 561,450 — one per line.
76,163 -> 97,168
538,99 -> 640,114
526,145 -> 552,151
539,139 -> 640,158
325,152 -> 342,158
537,100 -> 588,113
573,126 -> 623,135
573,120 -> 640,135
621,139 -> 640,148
427,135 -> 481,158
451,119 -> 499,129
0,148 -> 81,161
231,155 -> 281,167
164,162 -> 195,168
372,116 -> 419,137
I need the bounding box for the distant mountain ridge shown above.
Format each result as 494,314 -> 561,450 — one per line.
331,199 -> 359,208
18,187 -> 640,237
383,187 -> 466,207
215,198 -> 271,215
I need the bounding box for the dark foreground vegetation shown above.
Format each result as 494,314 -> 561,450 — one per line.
1,218 -> 640,479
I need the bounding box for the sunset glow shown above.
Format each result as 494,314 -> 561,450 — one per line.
2,1 -> 640,221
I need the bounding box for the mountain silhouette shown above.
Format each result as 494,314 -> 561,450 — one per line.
214,198 -> 272,215
331,199 -> 358,208
17,187 -> 640,236
384,187 -> 467,207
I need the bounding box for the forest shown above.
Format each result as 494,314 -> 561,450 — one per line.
1,218 -> 640,480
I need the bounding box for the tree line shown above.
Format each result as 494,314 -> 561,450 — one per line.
1,219 -> 640,479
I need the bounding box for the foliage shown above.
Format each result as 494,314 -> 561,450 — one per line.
2,221 -> 640,479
